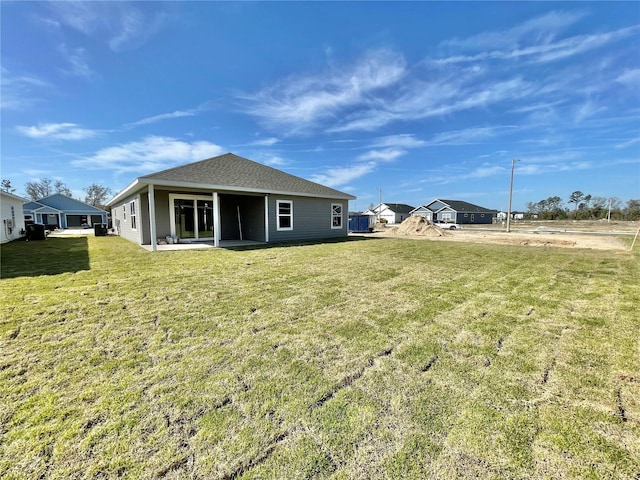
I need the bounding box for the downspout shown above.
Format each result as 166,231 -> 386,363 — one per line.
148,184 -> 157,251
213,192 -> 220,247
264,194 -> 269,243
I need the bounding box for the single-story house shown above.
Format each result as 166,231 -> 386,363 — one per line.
23,194 -> 108,230
410,199 -> 497,225
106,153 -> 356,250
364,203 -> 415,224
1,191 -> 27,243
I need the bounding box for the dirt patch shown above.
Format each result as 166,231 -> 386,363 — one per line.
389,215 -> 452,237
363,221 -> 628,251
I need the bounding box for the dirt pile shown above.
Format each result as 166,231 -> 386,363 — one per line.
392,216 -> 451,237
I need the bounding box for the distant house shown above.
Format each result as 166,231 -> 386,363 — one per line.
1,191 -> 27,243
22,193 -> 108,230
364,203 -> 415,224
410,199 -> 497,225
106,153 -> 356,250
497,211 -> 525,221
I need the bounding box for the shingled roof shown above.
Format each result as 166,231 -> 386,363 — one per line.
109,153 -> 355,205
432,199 -> 496,213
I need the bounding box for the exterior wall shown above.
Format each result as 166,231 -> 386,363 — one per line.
111,194 -> 143,245
152,190 -> 172,240
268,196 -> 348,243
457,212 -> 494,225
434,208 -> 457,223
410,207 -> 433,221
112,188 -> 349,247
1,193 -> 26,243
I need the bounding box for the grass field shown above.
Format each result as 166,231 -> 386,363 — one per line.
1,235 -> 639,479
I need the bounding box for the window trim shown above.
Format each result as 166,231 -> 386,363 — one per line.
130,201 -> 137,230
331,203 -> 343,229
276,200 -> 293,231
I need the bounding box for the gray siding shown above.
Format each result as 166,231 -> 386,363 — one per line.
268,196 -> 348,243
111,194 -> 142,245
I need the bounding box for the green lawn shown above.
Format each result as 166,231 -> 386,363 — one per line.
1,235 -> 639,479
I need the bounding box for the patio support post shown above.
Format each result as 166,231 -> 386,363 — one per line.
148,184 -> 157,251
213,192 -> 220,247
264,194 -> 269,243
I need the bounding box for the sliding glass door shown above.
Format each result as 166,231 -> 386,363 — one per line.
170,195 -> 214,240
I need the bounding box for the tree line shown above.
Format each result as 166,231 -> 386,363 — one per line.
526,191 -> 640,221
1,178 -> 112,210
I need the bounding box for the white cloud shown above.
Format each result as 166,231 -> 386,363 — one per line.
250,137 -> 280,146
370,134 -> 426,149
357,148 -> 406,162
71,136 -> 225,174
45,2 -> 167,52
261,154 -> 288,166
59,44 -> 95,78
428,126 -> 515,145
239,49 -> 407,133
573,100 -> 606,123
615,137 -> 640,150
309,162 -> 377,187
441,10 -> 586,51
616,68 -> 640,88
127,110 -> 196,127
16,123 -> 97,140
0,68 -> 50,110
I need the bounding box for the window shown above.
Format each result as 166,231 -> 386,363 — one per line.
331,203 -> 343,229
276,200 -> 293,231
123,204 -> 126,221
442,213 -> 452,222
130,201 -> 137,230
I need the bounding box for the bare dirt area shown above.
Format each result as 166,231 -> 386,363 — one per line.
361,217 -> 637,251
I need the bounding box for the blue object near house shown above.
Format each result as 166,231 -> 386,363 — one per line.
348,214 -> 374,233
23,194 -> 108,230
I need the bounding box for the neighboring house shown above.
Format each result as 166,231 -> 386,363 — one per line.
412,199 -> 497,225
23,193 -> 108,229
497,211 -> 525,221
106,153 -> 356,250
364,203 -> 415,224
1,191 -> 27,243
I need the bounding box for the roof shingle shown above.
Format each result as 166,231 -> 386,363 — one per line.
139,153 -> 354,200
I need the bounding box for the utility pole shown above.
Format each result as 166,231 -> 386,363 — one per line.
506,159 -> 520,233
378,188 -> 382,223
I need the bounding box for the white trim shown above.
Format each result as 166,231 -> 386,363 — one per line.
276,199 -> 293,231
169,193 -> 215,241
331,203 -> 343,229
213,192 -> 220,247
264,195 -> 269,242
148,185 -> 157,251
130,200 -> 137,230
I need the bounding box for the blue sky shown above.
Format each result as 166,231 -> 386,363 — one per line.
2,1 -> 639,212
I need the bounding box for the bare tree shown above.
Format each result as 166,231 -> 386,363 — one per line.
25,178 -> 53,200
84,183 -> 112,209
25,178 -> 72,200
54,179 -> 73,197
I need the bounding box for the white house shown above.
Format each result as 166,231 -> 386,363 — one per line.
1,191 -> 26,243
364,203 -> 415,225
